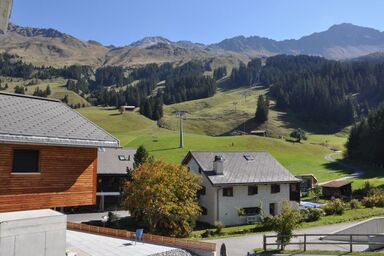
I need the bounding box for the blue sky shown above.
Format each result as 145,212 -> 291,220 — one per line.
10,0 -> 384,46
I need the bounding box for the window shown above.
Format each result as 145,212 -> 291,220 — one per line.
269,203 -> 276,216
223,187 -> 233,197
248,185 -> 258,195
201,207 -> 208,216
241,207 -> 261,216
199,186 -> 206,196
271,184 -> 280,194
12,149 -> 39,173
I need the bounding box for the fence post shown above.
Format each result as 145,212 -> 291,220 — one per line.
304,234 -> 307,252
263,235 -> 266,251
350,235 -> 353,252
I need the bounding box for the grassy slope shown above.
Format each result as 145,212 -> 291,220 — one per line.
1,76 -> 89,106
78,106 -> 351,182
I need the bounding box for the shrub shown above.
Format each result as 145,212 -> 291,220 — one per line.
300,208 -> 323,222
362,190 -> 384,208
306,208 -> 324,221
270,201 -> 301,249
349,199 -> 362,209
323,199 -> 345,215
214,221 -> 225,234
201,229 -> 215,238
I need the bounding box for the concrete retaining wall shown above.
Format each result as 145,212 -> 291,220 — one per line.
0,209 -> 66,256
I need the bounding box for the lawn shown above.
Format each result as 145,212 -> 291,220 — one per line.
193,207 -> 384,240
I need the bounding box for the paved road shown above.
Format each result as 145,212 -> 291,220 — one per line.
210,220 -> 367,256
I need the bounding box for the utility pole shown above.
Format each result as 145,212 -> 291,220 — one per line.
176,111 -> 186,148
233,102 -> 238,113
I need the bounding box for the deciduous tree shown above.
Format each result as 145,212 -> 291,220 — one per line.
122,160 -> 201,237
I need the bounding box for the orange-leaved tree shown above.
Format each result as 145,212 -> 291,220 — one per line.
122,160 -> 201,237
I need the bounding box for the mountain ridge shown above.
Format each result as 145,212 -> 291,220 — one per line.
1,22 -> 384,67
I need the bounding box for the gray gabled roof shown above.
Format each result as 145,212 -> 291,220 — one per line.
184,151 -> 300,185
0,92 -> 119,148
97,147 -> 136,175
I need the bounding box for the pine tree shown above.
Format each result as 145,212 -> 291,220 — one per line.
255,95 -> 269,123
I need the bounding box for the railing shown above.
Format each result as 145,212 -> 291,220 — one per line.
263,233 -> 384,252
67,222 -> 216,252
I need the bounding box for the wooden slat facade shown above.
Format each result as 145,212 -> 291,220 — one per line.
0,143 -> 97,212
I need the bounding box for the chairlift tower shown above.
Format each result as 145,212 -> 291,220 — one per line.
176,111 -> 187,148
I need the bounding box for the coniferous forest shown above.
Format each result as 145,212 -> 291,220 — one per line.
231,55 -> 384,125
346,104 -> 384,167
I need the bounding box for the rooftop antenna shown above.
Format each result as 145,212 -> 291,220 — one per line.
176,111 -> 187,148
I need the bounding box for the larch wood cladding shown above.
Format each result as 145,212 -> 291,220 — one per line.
0,143 -> 97,212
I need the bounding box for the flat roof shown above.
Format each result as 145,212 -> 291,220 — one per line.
0,209 -> 63,222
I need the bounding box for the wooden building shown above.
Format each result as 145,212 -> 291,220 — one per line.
321,180 -> 352,199
296,174 -> 318,192
0,92 -> 119,212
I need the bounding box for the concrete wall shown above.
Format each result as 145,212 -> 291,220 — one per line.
0,209 -> 66,256
323,217 -> 384,242
186,158 -> 292,226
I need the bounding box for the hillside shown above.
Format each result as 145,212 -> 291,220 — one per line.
2,23 -> 384,67
213,23 -> 384,60
77,106 -> 350,182
0,76 -> 89,106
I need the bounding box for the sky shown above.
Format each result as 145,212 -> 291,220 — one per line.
10,0 -> 384,46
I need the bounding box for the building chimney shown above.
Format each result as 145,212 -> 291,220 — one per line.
213,155 -> 225,175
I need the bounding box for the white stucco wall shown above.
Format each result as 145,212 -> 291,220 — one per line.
186,156 -> 293,226
217,183 -> 291,226
0,209 -> 67,256
187,158 -> 217,225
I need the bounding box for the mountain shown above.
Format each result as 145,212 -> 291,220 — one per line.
0,24 -> 108,67
213,23 -> 384,60
1,23 -> 384,67
350,51 -> 384,62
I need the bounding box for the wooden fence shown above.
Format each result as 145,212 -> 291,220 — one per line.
67,222 -> 216,252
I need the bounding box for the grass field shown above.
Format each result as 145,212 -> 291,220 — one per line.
78,106 -> 352,182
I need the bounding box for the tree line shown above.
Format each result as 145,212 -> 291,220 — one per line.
346,104 -> 384,167
230,55 -> 384,125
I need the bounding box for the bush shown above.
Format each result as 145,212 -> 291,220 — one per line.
214,221 -> 225,234
323,199 -> 345,215
300,208 -> 323,222
201,229 -> 215,238
362,190 -> 384,208
306,208 -> 324,221
349,199 -> 362,209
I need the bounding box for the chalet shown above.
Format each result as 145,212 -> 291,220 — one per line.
96,147 -> 136,211
0,92 -> 119,255
182,151 -> 301,226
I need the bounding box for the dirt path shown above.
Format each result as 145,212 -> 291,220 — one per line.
319,151 -> 363,185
